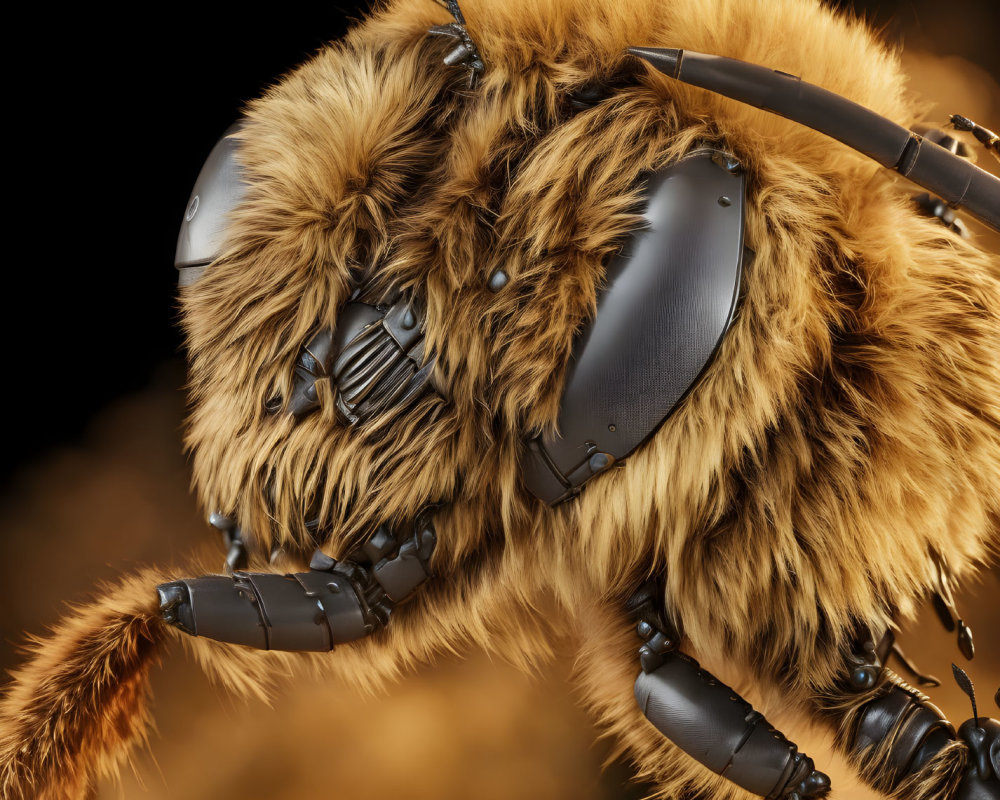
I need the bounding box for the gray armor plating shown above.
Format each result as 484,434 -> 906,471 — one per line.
851,680 -> 957,788
635,660 -> 829,799
174,123 -> 247,287
523,149 -> 746,505
628,583 -> 831,799
157,517 -> 436,651
628,581 -> 999,799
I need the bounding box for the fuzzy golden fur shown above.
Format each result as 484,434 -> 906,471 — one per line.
2,0 -> 999,797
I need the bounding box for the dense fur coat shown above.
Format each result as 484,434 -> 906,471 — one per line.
2,0 -> 998,798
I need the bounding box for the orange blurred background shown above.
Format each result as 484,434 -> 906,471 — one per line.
1,2 -> 998,799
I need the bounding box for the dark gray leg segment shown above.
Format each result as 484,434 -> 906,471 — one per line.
157,516 -> 436,652
628,583 -> 830,800
634,653 -> 830,800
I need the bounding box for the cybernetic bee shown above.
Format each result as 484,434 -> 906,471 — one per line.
2,0 -> 999,798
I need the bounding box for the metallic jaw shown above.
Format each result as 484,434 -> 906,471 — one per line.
283,293 -> 441,426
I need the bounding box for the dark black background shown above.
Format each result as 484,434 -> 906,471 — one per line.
3,0 -> 997,481
3,5 -> 368,478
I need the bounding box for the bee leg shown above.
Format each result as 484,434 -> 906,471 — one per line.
157,516 -> 436,652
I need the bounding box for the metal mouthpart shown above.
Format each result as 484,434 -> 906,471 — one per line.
276,293 -> 441,427
331,296 -> 437,425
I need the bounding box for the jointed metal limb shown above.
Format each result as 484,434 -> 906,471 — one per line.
628,582 -> 831,800
158,517 -> 436,651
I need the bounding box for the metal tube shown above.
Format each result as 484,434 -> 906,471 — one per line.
628,47 -> 1000,233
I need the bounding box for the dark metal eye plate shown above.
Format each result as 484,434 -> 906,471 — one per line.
522,149 -> 747,505
175,122 -> 247,287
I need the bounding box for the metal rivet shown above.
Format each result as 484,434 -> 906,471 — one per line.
209,511 -> 235,531
608,424 -> 616,432
401,308 -> 416,330
850,666 -> 878,690
718,195 -> 732,207
185,195 -> 200,221
488,269 -> 509,292
712,152 -> 741,173
589,452 -> 611,473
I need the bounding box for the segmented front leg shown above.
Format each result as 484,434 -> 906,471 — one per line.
157,515 -> 436,651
